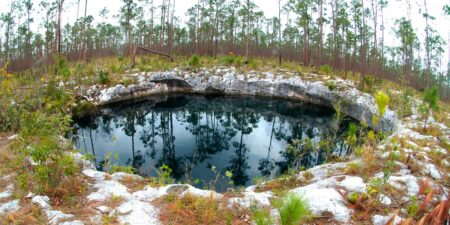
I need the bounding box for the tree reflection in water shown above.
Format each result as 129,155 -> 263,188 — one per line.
73,94 -> 359,192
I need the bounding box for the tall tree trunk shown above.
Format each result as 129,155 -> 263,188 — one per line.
423,0 -> 431,87
148,0 -> 154,48
352,9 -> 357,76
168,0 -> 175,61
76,0 -> 80,21
160,0 -> 166,51
318,0 -> 323,67
278,0 -> 282,65
56,0 -> 65,54
245,0 -> 250,60
380,2 -> 385,79
4,14 -> 11,64
360,0 -> 367,89
371,0 -> 378,76
332,0 -> 338,69
82,0 -> 88,61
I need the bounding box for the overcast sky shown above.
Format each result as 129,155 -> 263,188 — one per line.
1,0 -> 449,69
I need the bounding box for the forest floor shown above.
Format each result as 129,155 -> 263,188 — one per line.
0,56 -> 449,224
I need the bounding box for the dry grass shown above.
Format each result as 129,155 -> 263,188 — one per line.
118,175 -> 148,193
103,195 -> 125,209
0,200 -> 48,225
414,124 -> 443,137
433,110 -> 450,128
343,162 -> 362,175
155,193 -> 250,225
101,213 -> 120,225
254,175 -> 307,195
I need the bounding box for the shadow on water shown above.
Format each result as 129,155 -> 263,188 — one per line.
72,94 -> 360,192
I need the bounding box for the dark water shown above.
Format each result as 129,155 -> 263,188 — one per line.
73,94 -> 356,192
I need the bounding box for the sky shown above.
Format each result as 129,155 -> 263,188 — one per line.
0,0 -> 449,70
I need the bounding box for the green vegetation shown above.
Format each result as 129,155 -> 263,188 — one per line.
222,54 -> 243,67
326,80 -> 337,91
150,164 -> 175,186
102,152 -> 135,174
420,86 -> 440,129
157,193 -> 249,225
252,207 -> 273,225
188,55 -> 201,71
375,91 -> 390,117
98,70 -> 111,85
319,65 -> 332,75
373,91 -> 390,125
274,193 -> 311,225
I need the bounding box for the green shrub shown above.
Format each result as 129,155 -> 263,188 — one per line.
14,110 -> 79,195
58,57 -> 71,79
347,192 -> 359,204
319,64 -> 331,75
98,70 -> 110,85
400,90 -> 413,118
101,152 -> 135,174
252,207 -> 273,225
234,55 -> 243,67
364,76 -> 377,92
275,193 -> 310,225
188,55 -> 201,70
406,196 -> 419,217
222,55 -> 236,66
150,164 -> 174,186
346,122 -> 358,148
72,100 -> 97,120
248,59 -> 261,69
420,86 -> 439,129
327,81 -> 337,91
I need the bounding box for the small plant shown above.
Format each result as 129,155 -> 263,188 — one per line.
347,192 -> 361,204
345,123 -> 358,151
420,86 -> 440,130
406,196 -> 419,217
375,91 -> 390,117
151,164 -> 174,186
158,193 -> 247,225
222,54 -> 236,66
225,170 -> 234,186
327,80 -> 337,91
302,170 -> 313,181
367,178 -> 384,196
252,207 -> 273,225
275,193 -> 310,225
399,89 -> 413,118
332,100 -> 345,122
72,100 -> 97,120
101,213 -> 119,225
286,138 -> 316,170
344,162 -> 361,175
98,70 -> 110,84
57,57 -> 71,79
188,55 -> 201,71
102,152 -> 135,174
373,91 -> 390,125
319,64 -> 332,75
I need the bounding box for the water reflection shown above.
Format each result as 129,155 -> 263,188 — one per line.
73,94 -> 356,191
